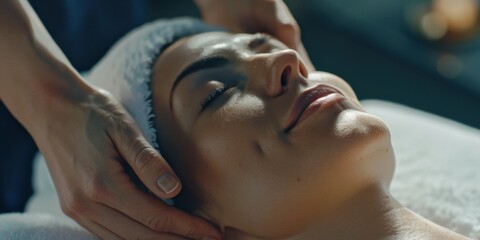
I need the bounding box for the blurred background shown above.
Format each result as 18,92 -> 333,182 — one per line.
148,0 -> 480,129
1,0 -> 479,214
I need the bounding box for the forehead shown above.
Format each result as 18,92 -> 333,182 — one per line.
153,31 -> 248,93
182,31 -> 237,51
160,31 -> 240,66
155,32 -> 229,77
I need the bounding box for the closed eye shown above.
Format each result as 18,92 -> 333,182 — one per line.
200,83 -> 235,111
248,33 -> 271,50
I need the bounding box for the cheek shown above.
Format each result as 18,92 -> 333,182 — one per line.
193,94 -> 267,175
192,105 -> 300,234
288,108 -> 391,178
192,125 -> 265,222
285,109 -> 393,208
191,125 -> 321,236
273,109 -> 387,178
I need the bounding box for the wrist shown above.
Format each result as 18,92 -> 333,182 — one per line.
0,0 -> 96,138
14,42 -> 95,139
33,64 -> 96,137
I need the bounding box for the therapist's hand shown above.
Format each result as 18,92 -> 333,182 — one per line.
195,0 -> 299,48
1,0 -> 220,239
37,86 -> 221,240
194,0 -> 315,72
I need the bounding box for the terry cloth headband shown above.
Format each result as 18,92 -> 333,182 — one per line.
88,17 -> 223,151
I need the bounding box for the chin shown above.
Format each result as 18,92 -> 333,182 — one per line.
336,109 -> 389,138
337,109 -> 395,188
319,108 -> 395,186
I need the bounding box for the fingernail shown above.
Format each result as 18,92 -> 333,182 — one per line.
156,173 -> 179,194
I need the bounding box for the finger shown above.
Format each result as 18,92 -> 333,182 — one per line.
295,43 -> 316,72
90,202 -> 189,240
59,194 -> 123,240
75,217 -> 122,240
273,22 -> 300,50
253,0 -> 300,49
108,186 -> 221,240
108,118 -> 182,199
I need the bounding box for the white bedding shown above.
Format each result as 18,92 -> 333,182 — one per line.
365,100 -> 480,238
1,100 -> 479,239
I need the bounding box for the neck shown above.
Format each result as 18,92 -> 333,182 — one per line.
284,185 -> 400,240
225,184 -> 468,239
284,185 -> 468,240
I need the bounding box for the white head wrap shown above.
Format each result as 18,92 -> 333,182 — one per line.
88,17 -> 223,151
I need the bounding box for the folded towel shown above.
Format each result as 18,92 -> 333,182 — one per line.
88,17 -> 222,150
0,213 -> 94,240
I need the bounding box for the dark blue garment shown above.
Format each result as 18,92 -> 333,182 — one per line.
29,0 -> 148,71
0,0 -> 148,213
0,103 -> 37,213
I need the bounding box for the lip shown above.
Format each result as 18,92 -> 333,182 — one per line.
284,84 -> 344,132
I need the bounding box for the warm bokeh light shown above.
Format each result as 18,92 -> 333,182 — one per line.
420,11 -> 448,40
432,0 -> 478,33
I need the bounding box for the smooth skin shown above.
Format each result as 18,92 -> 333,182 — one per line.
0,0 -> 305,239
194,0 -> 315,72
150,32 -> 471,239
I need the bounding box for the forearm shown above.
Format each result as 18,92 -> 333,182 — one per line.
0,0 -> 92,136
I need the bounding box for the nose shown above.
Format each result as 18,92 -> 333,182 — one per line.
248,49 -> 308,97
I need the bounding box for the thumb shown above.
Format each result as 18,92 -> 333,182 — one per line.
254,0 -> 300,50
272,20 -> 300,50
110,122 -> 182,199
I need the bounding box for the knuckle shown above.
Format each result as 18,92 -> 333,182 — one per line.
61,192 -> 89,217
144,213 -> 174,232
84,177 -> 109,203
110,113 -> 137,137
132,140 -> 161,174
278,23 -> 301,47
281,22 -> 300,36
113,116 -> 135,133
93,88 -> 115,102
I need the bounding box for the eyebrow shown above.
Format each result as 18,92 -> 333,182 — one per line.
169,55 -> 231,111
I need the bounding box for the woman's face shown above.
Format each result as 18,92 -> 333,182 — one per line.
151,32 -> 394,238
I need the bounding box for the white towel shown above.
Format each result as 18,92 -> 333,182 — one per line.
1,100 -> 478,239
88,17 -> 222,150
0,213 -> 94,240
365,100 -> 480,238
